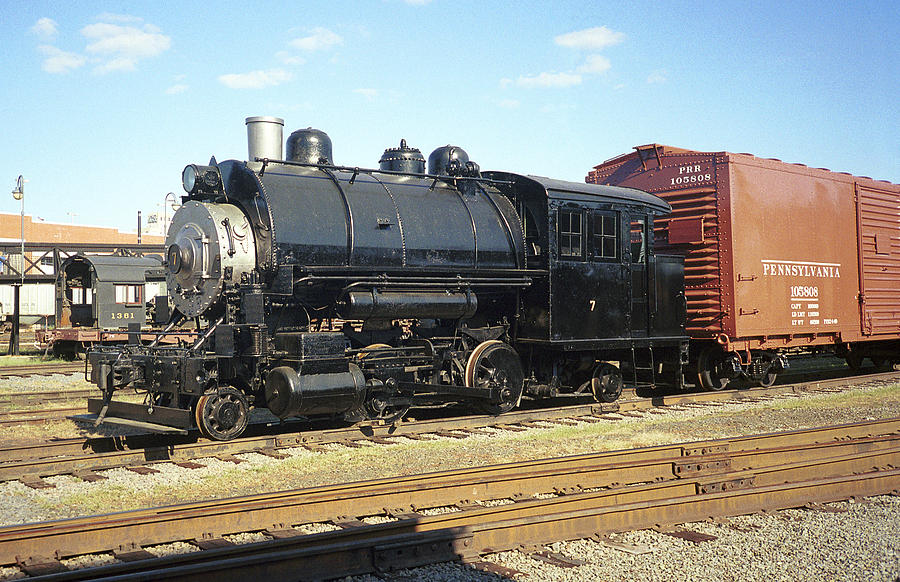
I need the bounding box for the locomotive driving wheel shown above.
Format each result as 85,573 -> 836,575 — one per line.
363,383 -> 410,423
194,386 -> 249,441
465,340 -> 524,415
591,363 -> 623,403
355,345 -> 410,424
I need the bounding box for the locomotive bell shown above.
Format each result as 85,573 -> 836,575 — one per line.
286,128 -> 333,165
428,145 -> 469,175
379,139 -> 426,174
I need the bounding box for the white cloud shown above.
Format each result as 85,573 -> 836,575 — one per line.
497,99 -> 520,109
647,69 -> 668,84
99,57 -> 142,73
38,45 -> 86,73
353,88 -> 378,100
34,15 -> 170,75
93,13 -> 144,24
80,18 -> 171,73
290,27 -> 342,51
402,0 -> 432,4
554,26 -> 625,50
276,51 -> 306,65
500,26 -> 622,90
218,68 -> 293,89
82,22 -> 171,58
512,71 -> 582,89
165,84 -> 188,95
31,17 -> 58,39
577,54 -> 611,74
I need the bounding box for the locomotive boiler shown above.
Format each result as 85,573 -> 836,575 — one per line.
87,117 -> 688,440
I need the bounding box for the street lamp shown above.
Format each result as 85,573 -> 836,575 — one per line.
11,176 -> 24,285
163,192 -> 178,236
9,176 -> 24,356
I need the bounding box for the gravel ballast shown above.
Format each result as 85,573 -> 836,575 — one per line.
340,495 -> 899,581
0,381 -> 897,580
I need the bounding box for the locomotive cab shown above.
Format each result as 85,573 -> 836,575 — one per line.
486,172 -> 688,400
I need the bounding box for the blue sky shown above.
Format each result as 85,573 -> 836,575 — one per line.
2,1 -> 898,231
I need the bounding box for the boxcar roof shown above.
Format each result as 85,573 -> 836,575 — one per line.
594,144 -> 898,186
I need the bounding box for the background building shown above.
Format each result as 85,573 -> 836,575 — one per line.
0,213 -> 164,276
0,213 -> 165,325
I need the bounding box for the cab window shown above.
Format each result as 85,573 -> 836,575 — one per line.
115,284 -> 143,306
558,210 -> 583,259
592,212 -> 618,260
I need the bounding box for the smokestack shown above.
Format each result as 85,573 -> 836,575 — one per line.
245,116 -> 284,161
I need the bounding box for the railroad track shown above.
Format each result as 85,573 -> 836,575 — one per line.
2,369 -> 898,487
2,417 -> 898,579
0,363 -> 84,380
0,389 -> 95,408
0,407 -> 82,427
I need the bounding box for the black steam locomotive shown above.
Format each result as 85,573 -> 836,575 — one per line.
87,117 -> 688,440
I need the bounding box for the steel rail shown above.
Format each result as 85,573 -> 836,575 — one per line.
1,369 -> 898,482
0,389 -> 92,404
0,407 -> 82,427
0,418 -> 898,568
9,443 -> 900,580
0,364 -> 84,380
0,390 -> 95,408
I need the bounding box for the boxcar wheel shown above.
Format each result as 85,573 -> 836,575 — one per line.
845,352 -> 863,371
194,387 -> 249,441
758,370 -> 777,388
697,348 -> 731,391
871,358 -> 895,372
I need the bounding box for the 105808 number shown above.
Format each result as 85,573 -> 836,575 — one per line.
790,285 -> 819,298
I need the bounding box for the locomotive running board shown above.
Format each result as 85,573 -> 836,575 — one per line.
85,398 -> 193,433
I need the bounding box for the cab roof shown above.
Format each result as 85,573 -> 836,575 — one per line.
484,171 -> 672,214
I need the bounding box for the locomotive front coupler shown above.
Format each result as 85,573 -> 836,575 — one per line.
88,346 -> 139,392
87,346 -> 142,426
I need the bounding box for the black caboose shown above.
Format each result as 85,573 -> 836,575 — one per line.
87,117 -> 687,440
39,254 -> 166,359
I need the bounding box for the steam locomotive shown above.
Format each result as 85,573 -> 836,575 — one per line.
87,117 -> 688,440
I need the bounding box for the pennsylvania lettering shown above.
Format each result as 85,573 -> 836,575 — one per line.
761,260 -> 841,279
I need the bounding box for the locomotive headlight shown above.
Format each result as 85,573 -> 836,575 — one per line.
182,164 -> 222,194
182,165 -> 198,193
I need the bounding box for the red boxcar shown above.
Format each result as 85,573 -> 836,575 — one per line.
588,144 -> 900,389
